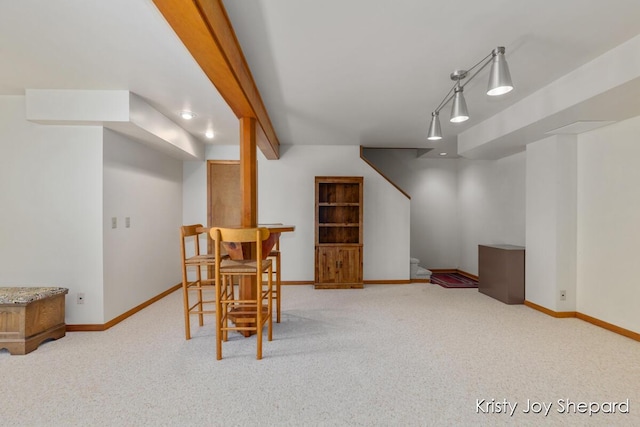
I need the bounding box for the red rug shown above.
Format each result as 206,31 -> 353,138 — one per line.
431,272 -> 478,289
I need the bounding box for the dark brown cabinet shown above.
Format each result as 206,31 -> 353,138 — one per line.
314,177 -> 363,289
478,244 -> 525,304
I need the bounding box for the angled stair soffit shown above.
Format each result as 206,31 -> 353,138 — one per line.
361,147 -> 433,158
25,89 -> 204,160
416,148 -> 432,158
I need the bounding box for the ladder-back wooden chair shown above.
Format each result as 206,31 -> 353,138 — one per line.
210,227 -> 273,360
180,224 -> 219,340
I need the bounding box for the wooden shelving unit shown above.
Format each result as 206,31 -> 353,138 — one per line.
314,176 -> 363,289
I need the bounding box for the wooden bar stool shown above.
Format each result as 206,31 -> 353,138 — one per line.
180,224 -> 221,340
210,227 -> 274,360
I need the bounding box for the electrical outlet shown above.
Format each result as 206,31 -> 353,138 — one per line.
111,217 -> 117,229
560,290 -> 566,301
77,293 -> 85,304
125,217 -> 130,228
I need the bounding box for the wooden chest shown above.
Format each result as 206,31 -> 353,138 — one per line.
0,287 -> 69,355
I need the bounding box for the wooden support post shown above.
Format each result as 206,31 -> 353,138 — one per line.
239,117 -> 258,331
240,116 -> 257,228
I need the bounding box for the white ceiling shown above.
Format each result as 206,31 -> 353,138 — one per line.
2,1 -> 640,159
0,0 -> 238,146
223,0 -> 640,157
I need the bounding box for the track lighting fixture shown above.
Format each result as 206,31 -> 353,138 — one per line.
427,46 -> 513,141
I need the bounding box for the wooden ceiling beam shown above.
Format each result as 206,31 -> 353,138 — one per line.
152,0 -> 279,159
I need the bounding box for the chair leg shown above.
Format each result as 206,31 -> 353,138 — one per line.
215,275 -> 222,360
268,265 -> 273,342
275,252 -> 281,323
196,267 -> 204,327
182,279 -> 191,340
197,287 -> 204,327
256,272 -> 263,360
222,275 -> 230,342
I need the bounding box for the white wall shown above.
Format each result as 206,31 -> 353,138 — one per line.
525,136 -> 578,311
0,96 -> 185,325
259,145 -> 410,281
183,144 -> 411,282
457,152 -> 526,275
0,95 -> 104,324
407,158 -> 459,270
103,129 -> 183,322
577,116 -> 640,333
359,149 -> 459,270
361,149 -> 526,274
525,140 -> 557,309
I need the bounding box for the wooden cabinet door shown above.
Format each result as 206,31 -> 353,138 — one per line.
316,246 -> 362,286
316,246 -> 339,284
337,246 -> 361,284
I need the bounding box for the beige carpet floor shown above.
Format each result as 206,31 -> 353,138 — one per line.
1,283 -> 639,426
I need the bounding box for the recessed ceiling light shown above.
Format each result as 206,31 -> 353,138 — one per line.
205,130 -> 215,139
180,110 -> 196,120
439,152 -> 447,156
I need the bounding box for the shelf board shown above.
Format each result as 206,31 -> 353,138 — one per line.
318,202 -> 360,206
318,223 -> 360,227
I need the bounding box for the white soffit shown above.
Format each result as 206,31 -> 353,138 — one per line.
458,34 -> 640,159
545,121 -> 616,135
25,89 -> 204,160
